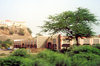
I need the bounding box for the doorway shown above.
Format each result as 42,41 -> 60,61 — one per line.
48,42 -> 52,49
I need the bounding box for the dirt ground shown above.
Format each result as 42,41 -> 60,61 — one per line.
0,50 -> 12,57
31,48 -> 46,53
0,50 -> 11,54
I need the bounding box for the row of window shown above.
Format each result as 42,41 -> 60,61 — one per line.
14,44 -> 35,48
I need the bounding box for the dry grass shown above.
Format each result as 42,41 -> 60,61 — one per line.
0,50 -> 11,58
31,48 -> 46,53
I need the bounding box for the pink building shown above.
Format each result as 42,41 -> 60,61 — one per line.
13,34 -> 100,50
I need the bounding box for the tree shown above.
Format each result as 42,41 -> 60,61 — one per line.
41,7 -> 98,45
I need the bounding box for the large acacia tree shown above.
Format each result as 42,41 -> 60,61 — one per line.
41,8 -> 98,45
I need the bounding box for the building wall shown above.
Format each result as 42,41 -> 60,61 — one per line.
61,37 -> 100,46
13,35 -> 100,50
37,36 -> 48,48
14,39 -> 34,49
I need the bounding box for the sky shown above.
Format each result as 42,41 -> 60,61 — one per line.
0,0 -> 100,36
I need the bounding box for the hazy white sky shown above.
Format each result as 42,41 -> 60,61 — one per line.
0,0 -> 100,36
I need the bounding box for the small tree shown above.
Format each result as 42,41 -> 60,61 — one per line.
41,7 -> 98,45
11,49 -> 29,57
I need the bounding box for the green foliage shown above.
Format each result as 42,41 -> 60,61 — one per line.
11,49 -> 30,57
64,45 -> 100,66
37,50 -> 71,66
41,7 -> 98,45
1,45 -> 100,66
71,53 -> 100,66
27,28 -> 32,34
0,56 -> 33,66
18,29 -> 25,35
0,39 -> 12,49
93,44 -> 100,49
66,45 -> 100,56
33,58 -> 51,66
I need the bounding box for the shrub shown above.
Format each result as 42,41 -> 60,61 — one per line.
33,58 -> 51,66
37,50 -> 71,66
37,50 -> 58,63
66,45 -> 100,56
93,44 -> 100,49
1,39 -> 12,49
11,49 -> 30,57
18,29 -> 24,35
0,56 -> 33,66
71,53 -> 100,66
54,54 -> 71,66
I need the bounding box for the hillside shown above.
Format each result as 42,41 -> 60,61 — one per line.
0,25 -> 32,41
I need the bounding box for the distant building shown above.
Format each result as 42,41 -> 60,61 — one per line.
13,34 -> 100,50
0,19 -> 26,28
13,39 -> 35,49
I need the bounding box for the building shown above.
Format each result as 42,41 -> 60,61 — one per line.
13,34 -> 100,50
0,19 -> 26,28
13,39 -> 35,49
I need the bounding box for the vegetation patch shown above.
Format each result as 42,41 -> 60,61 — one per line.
0,39 -> 12,49
0,46 -> 100,66
18,29 -> 25,35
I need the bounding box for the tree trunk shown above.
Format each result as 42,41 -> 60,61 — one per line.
75,36 -> 79,46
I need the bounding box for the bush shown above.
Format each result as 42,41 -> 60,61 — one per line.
1,45 -> 100,66
11,49 -> 30,57
93,44 -> 100,49
64,45 -> 100,66
66,45 -> 100,56
18,29 -> 24,35
54,54 -> 71,66
33,58 -> 51,66
0,56 -> 33,66
0,39 -> 12,49
37,50 -> 71,66
71,53 -> 100,66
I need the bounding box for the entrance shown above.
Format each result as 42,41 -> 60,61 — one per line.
22,43 -> 25,48
48,42 -> 52,49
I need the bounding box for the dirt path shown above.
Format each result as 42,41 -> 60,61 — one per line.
0,50 -> 11,54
